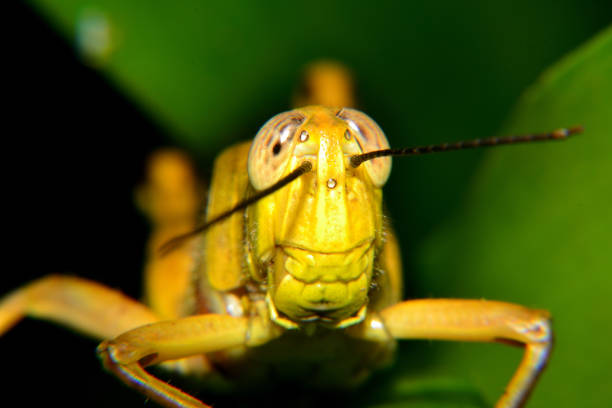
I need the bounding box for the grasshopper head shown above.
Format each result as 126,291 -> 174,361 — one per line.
247,106 -> 391,329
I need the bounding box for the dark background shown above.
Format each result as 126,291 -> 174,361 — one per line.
4,1 -> 611,407
5,3 -> 163,407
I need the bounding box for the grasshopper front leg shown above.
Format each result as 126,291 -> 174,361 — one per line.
351,299 -> 552,408
97,313 -> 282,408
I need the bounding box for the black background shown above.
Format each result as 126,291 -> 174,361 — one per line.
4,3 -> 161,406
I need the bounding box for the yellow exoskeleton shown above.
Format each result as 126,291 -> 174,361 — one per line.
0,62 -> 581,407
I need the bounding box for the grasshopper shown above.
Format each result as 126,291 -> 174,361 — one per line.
0,62 -> 581,407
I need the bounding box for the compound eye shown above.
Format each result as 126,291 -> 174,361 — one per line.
248,111 -> 305,190
337,108 -> 391,187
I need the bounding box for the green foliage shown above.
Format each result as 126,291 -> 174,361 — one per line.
417,26 -> 612,407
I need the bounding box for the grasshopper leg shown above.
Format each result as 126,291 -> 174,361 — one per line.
371,299 -> 552,408
0,274 -> 158,339
136,149 -> 202,321
0,274 -> 212,375
99,352 -> 211,408
97,313 -> 280,408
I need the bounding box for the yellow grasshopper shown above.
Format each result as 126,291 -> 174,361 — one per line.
0,62 -> 581,407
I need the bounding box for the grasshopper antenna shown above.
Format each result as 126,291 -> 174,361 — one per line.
350,126 -> 583,168
159,161 -> 313,255
160,126 -> 582,254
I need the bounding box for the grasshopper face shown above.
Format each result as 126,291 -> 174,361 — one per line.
247,106 -> 391,328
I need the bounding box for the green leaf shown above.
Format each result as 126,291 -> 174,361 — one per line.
417,25 -> 612,407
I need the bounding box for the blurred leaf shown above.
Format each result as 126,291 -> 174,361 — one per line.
362,373 -> 489,408
28,1 -> 606,157
416,25 -> 612,407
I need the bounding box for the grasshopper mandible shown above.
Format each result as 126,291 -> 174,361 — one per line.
0,62 -> 581,407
